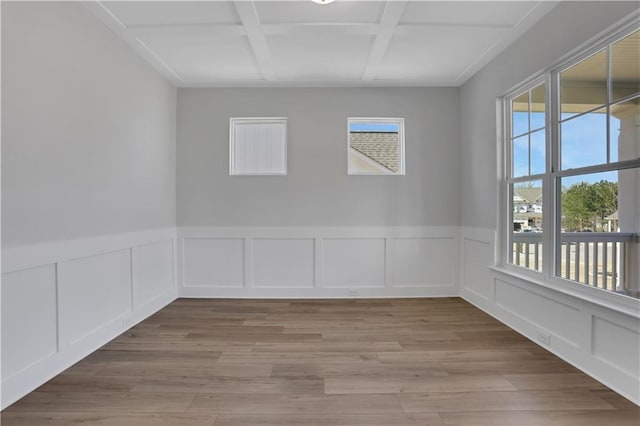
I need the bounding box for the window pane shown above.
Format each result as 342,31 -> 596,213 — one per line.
530,129 -> 545,175
348,119 -> 404,175
512,135 -> 529,177
610,97 -> 640,162
512,91 -> 529,136
611,30 -> 640,102
510,181 -> 543,272
558,170 -> 639,297
561,108 -> 607,169
530,84 -> 546,130
560,49 -> 607,118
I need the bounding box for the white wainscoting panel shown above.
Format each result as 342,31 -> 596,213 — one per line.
462,238 -> 493,305
322,238 -> 386,288
1,228 -> 177,410
182,238 -> 244,287
59,249 -> 132,345
133,241 -> 175,309
252,238 -> 314,288
392,237 -> 455,287
1,265 -> 58,381
178,227 -> 459,298
592,315 -> 640,379
494,278 -> 580,348
459,226 -> 640,406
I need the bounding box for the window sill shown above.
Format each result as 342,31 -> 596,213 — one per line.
489,265 -> 640,319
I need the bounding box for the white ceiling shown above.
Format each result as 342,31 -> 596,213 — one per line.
83,1 -> 559,87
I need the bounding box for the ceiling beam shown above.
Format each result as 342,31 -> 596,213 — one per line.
234,1 -> 276,81
80,1 -> 183,84
361,1 -> 406,81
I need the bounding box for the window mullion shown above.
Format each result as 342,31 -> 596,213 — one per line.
502,98 -> 511,267
606,44 -> 612,164
546,71 -> 560,281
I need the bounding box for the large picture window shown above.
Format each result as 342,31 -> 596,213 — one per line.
504,25 -> 639,299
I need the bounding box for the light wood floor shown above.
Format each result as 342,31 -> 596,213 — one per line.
2,298 -> 639,425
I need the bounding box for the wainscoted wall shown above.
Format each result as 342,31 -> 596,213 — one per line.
1,229 -> 178,409
459,227 -> 640,405
178,227 -> 459,298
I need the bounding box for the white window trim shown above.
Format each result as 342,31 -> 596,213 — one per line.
496,16 -> 640,315
347,117 -> 406,176
229,117 -> 288,176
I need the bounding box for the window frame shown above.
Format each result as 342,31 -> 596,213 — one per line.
229,117 -> 288,176
503,76 -> 551,278
347,117 -> 406,176
499,18 -> 640,306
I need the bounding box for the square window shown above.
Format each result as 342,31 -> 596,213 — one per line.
229,117 -> 287,176
347,118 -> 405,175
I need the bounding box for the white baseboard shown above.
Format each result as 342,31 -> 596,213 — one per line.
459,226 -> 640,406
1,228 -> 178,409
180,286 -> 457,299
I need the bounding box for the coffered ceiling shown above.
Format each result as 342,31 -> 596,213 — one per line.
83,1 -> 559,87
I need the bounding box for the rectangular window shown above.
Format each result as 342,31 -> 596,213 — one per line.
503,25 -> 640,300
347,118 -> 405,175
229,117 -> 287,175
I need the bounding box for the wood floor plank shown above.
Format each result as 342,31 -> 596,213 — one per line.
398,390 -> 616,413
440,359 -> 579,375
187,394 -> 405,414
503,373 -> 606,391
253,341 -> 403,352
399,338 -> 538,352
36,375 -> 143,393
184,332 -> 323,343
216,351 -> 380,364
0,412 -> 217,426
324,375 -> 517,394
4,392 -> 196,413
101,341 -> 254,352
377,349 -> 545,363
270,362 -> 448,379
132,376 -> 324,395
2,298 -> 637,426
95,363 -> 273,378
211,413 -> 444,426
84,349 -> 222,363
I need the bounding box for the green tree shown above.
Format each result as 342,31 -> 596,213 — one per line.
562,180 -> 618,231
562,182 -> 593,231
588,180 -> 618,228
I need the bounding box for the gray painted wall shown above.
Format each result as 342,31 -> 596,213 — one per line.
177,87 -> 460,227
2,2 -> 177,246
460,1 -> 638,228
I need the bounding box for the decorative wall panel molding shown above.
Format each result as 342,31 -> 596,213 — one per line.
178,227 -> 460,298
1,228 -> 178,409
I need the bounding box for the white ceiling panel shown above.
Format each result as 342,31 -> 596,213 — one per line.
269,33 -> 374,80
376,26 -> 505,82
136,32 -> 262,81
399,1 -> 540,26
102,1 -> 241,27
255,1 -> 385,24
83,0 -> 559,86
